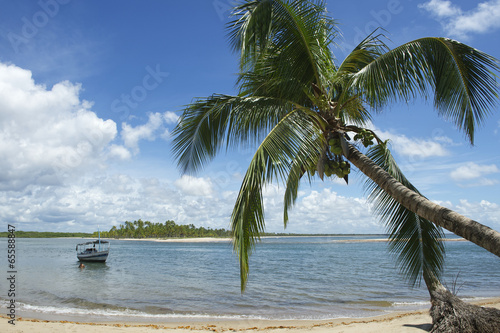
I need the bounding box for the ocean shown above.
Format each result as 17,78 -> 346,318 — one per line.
1,236 -> 500,323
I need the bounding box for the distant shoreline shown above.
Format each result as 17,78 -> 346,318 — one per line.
92,235 -> 466,243
106,237 -> 232,243
1,233 -> 467,243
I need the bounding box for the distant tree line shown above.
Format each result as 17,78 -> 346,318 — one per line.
0,231 -> 93,238
95,219 -> 386,239
0,223 -> 385,239
95,219 -> 233,239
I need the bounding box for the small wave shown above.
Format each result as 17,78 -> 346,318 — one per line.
10,300 -> 267,321
392,301 -> 429,307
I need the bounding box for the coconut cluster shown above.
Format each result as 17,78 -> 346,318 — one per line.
353,129 -> 375,147
306,129 -> 376,180
324,137 -> 350,178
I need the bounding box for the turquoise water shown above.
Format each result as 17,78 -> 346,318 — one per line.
1,236 -> 499,322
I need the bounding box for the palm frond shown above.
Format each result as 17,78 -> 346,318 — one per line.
336,30 -> 388,76
352,37 -> 500,144
232,107 -> 321,290
229,0 -> 338,97
364,142 -> 445,286
338,95 -> 371,126
171,94 -> 295,174
283,132 -> 323,227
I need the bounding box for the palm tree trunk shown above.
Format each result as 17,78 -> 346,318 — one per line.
422,272 -> 500,332
345,144 -> 500,258
347,142 -> 500,331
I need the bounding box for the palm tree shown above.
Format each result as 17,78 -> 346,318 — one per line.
172,0 -> 500,330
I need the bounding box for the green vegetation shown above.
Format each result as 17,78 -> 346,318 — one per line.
0,231 -> 93,238
97,219 -> 232,239
96,219 -> 380,239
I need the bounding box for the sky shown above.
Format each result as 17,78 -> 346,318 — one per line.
0,0 -> 499,235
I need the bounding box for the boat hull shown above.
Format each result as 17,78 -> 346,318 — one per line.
77,250 -> 109,262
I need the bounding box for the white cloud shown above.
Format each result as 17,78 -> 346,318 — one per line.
174,175 -> 214,197
159,112 -> 180,140
108,144 -> 132,161
257,185 -> 380,234
121,111 -> 176,152
291,189 -> 378,233
392,135 -> 448,158
0,62 -> 117,191
163,111 -> 179,124
419,0 -> 500,38
419,0 -> 462,17
450,162 -> 499,186
121,112 -> 164,150
450,162 -> 498,180
0,174 -> 232,232
374,127 -> 450,158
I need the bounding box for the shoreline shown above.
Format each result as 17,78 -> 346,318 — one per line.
3,298 -> 499,332
5,235 -> 467,244
96,235 -> 467,243
113,237 -> 232,243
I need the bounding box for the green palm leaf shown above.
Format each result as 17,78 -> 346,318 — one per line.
336,30 -> 388,77
232,108 -> 321,290
364,142 -> 445,286
171,94 -> 295,173
282,129 -> 324,227
229,0 -> 337,103
352,38 -> 500,144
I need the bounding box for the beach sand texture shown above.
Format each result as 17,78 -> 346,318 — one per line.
2,299 -> 499,333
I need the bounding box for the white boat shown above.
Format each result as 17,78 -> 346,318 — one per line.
76,240 -> 110,262
76,227 -> 110,262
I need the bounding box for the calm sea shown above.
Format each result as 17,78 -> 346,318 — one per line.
1,236 -> 500,323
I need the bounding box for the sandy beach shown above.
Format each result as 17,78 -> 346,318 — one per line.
105,236 -> 466,243
2,299 -> 499,333
112,237 -> 232,243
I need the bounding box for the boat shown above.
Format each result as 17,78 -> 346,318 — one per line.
76,228 -> 110,262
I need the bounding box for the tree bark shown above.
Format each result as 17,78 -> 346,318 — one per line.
346,144 -> 500,258
424,275 -> 500,333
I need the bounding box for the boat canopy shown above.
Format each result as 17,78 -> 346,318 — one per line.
76,240 -> 110,252
77,240 -> 109,246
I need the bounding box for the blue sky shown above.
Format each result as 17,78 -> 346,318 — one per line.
0,0 -> 499,234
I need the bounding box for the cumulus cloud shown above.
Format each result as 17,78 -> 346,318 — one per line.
174,175 -> 214,197
257,185 -> 380,234
0,62 -> 117,191
450,162 -> 499,186
450,162 -> 498,180
121,111 -> 177,152
291,189 -> 378,233
121,112 -> 164,150
108,144 -> 132,161
419,0 -> 500,38
419,0 -> 462,17
373,126 -> 450,159
0,174 -> 233,232
390,135 -> 449,158
159,111 -> 180,140
163,111 -> 179,124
